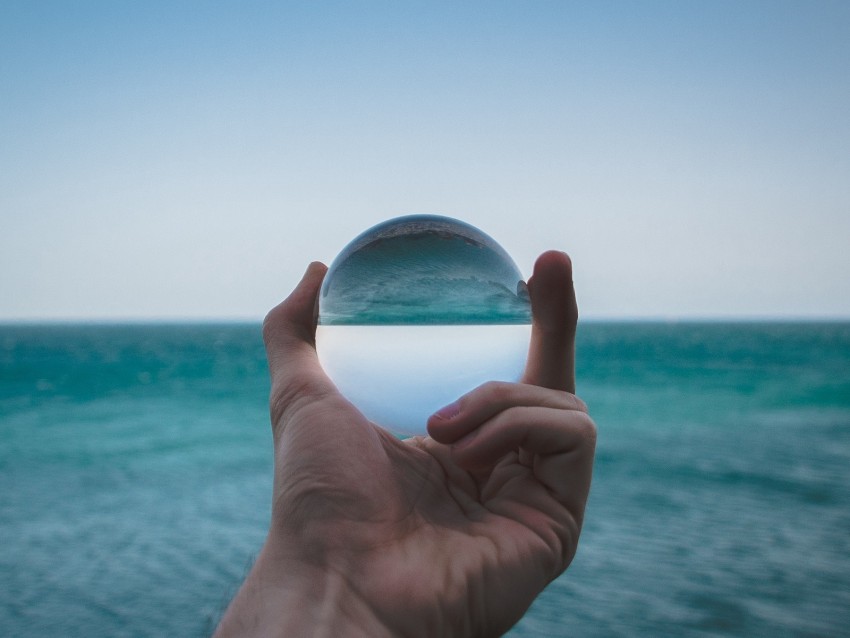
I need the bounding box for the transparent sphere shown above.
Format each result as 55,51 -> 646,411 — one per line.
317,214 -> 532,436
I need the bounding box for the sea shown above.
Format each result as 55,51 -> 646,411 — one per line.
1,322 -> 848,637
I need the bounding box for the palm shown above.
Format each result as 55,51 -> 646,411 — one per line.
273,389 -> 586,637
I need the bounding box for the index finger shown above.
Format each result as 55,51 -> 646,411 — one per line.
521,251 -> 578,393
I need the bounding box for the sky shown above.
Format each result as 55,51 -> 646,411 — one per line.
1,1 -> 848,321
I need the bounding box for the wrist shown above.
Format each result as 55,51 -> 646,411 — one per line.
214,538 -> 393,638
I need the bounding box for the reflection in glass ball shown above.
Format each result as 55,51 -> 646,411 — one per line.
317,215 -> 531,436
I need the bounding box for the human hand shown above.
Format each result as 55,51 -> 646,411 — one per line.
214,251 -> 596,638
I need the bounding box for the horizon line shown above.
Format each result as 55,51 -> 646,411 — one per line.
2,315 -> 850,325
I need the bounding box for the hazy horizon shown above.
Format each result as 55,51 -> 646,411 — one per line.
2,315 -> 849,325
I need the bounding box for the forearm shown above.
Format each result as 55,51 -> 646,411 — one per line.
213,541 -> 393,638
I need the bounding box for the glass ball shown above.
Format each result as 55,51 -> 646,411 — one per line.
317,214 -> 531,436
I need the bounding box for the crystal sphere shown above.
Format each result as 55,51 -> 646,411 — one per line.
317,214 -> 531,436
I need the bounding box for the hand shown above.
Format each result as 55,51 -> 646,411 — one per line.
214,251 -> 596,638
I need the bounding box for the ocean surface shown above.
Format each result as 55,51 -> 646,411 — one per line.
1,322 -> 849,637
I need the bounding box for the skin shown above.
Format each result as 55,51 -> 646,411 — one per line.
214,250 -> 596,638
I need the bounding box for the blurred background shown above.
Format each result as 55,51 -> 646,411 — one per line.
2,2 -> 849,636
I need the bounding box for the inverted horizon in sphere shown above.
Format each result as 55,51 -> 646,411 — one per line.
319,214 -> 532,325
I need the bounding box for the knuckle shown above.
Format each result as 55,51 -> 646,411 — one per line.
478,380 -> 513,403
575,413 -> 597,444
486,405 -> 522,431
569,393 -> 589,413
262,305 -> 284,345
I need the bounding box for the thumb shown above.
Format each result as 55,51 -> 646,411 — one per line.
262,262 -> 337,426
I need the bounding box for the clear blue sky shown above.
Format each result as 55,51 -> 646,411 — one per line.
2,1 -> 848,320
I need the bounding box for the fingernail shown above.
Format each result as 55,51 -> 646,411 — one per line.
432,400 -> 461,421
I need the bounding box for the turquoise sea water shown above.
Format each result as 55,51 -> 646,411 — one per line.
1,322 -> 849,637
